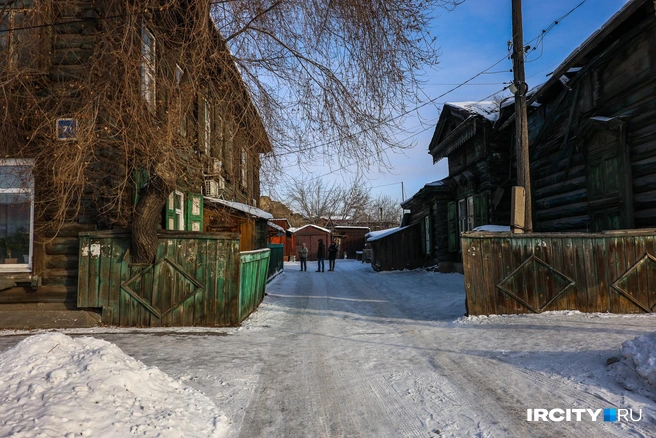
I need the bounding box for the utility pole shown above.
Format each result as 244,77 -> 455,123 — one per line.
511,0 -> 533,233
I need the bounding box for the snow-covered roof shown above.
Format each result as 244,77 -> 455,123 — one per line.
204,197 -> 273,220
334,226 -> 371,230
292,224 -> 331,234
446,101 -> 499,122
267,221 -> 285,233
365,226 -> 411,242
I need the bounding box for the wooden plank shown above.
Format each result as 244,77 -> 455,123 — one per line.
625,236 -> 638,313
536,237 -> 550,311
646,236 -> 656,312
561,237 -> 578,310
87,238 -> 101,308
184,237 -> 198,326
607,236 -> 620,313
595,237 -> 609,313
462,238 -> 482,314
161,239 -> 174,327
77,235 -> 89,308
547,237 -> 565,311
480,237 -> 497,315
614,236 -> 628,313
195,238 -> 207,325
502,237 -> 518,315
111,237 -> 129,326
635,236 -> 648,314
97,239 -> 111,309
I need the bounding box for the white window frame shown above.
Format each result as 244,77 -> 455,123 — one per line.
167,190 -> 184,231
0,159 -> 34,273
458,196 -> 474,234
203,97 -> 211,155
241,150 -> 247,187
141,26 -> 156,111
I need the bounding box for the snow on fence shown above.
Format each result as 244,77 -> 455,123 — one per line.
462,229 -> 656,315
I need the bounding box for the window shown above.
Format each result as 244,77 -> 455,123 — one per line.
175,64 -> 186,137
448,194 -> 488,253
0,159 -> 34,272
424,215 -> 431,255
165,191 -> 184,230
241,150 -> 247,188
458,196 -> 474,234
141,26 -> 156,110
0,7 -> 38,71
224,117 -> 233,176
204,98 -> 211,154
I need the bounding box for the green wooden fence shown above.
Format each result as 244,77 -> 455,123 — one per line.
77,230 -> 268,326
462,229 -> 656,316
267,244 -> 284,278
239,248 -> 271,322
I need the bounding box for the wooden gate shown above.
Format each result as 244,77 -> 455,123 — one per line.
462,229 -> 656,315
78,230 -> 240,326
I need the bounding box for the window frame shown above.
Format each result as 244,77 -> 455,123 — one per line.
140,26 -> 156,111
166,190 -> 185,231
0,159 -> 35,273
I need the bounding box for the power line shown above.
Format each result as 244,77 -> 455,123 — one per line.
276,0 -> 594,158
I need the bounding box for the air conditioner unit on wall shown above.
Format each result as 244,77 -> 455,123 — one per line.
204,179 -> 220,197
204,157 -> 222,176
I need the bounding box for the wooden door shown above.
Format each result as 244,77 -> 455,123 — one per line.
586,128 -> 633,231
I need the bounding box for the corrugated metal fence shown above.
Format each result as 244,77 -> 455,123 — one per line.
462,229 -> 656,315
78,230 -> 269,326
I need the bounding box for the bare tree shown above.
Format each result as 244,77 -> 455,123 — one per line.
283,176 -> 344,224
212,0 -> 462,174
2,0 -> 462,263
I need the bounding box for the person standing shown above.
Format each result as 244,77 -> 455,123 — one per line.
298,242 -> 308,271
316,238 -> 325,272
327,240 -> 338,271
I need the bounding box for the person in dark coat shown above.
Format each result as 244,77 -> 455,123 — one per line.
316,238 -> 325,272
327,240 -> 338,271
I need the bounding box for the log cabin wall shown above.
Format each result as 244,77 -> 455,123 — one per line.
530,7 -> 656,232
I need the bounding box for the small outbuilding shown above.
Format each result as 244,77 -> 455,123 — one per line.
331,226 -> 370,259
292,225 -> 331,261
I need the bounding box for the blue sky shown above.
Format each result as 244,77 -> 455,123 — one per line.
267,0 -> 630,205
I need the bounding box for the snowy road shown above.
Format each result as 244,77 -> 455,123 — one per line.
2,259 -> 656,437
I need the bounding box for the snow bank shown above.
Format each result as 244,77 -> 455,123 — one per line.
0,332 -> 227,438
620,331 -> 656,388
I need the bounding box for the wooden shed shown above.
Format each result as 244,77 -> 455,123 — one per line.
292,224 -> 331,261
331,226 -> 370,259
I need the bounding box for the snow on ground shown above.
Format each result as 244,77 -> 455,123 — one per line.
0,259 -> 655,437
0,332 -> 227,438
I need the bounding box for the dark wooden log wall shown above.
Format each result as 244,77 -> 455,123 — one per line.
531,16 -> 656,232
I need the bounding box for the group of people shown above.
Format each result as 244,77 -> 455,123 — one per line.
297,239 -> 338,272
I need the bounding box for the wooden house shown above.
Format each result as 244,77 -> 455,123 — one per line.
0,1 -> 272,308
399,179 -> 455,271
462,0 -> 656,316
511,0 -> 656,232
291,224 -> 331,261
331,226 -> 369,259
